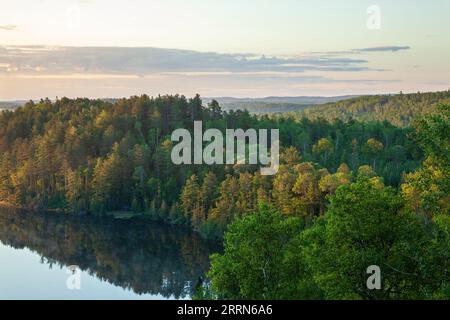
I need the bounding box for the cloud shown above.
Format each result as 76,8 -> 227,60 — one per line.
0,45 -> 374,76
0,25 -> 18,31
1,45 -> 408,98
353,46 -> 411,53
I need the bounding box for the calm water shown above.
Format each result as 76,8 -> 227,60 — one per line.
0,207 -> 220,300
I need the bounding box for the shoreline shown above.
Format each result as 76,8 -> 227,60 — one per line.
0,202 -> 64,214
0,202 -> 223,242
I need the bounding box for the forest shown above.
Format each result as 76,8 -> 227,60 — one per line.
201,103 -> 449,299
0,94 -> 426,233
0,93 -> 448,299
291,90 -> 450,127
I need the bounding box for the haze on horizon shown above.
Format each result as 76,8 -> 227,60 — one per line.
0,0 -> 449,100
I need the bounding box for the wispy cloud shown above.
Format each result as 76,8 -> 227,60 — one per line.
353,46 -> 411,53
0,46 -> 374,76
0,24 -> 18,31
0,45 -> 416,99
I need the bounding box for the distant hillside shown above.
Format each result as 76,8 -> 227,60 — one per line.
206,95 -> 358,113
4,91 -> 449,125
290,91 -> 450,127
0,101 -> 25,111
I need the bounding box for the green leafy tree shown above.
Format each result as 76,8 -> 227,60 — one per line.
303,178 -> 446,299
180,174 -> 202,226
208,205 -> 310,300
402,104 -> 450,216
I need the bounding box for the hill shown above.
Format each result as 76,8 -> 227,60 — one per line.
290,90 -> 450,127
206,95 -> 358,113
0,101 -> 26,111
0,95 -> 422,218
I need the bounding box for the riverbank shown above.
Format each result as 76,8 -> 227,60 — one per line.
0,202 -> 65,214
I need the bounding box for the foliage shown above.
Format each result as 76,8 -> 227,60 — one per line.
402,104 -> 450,216
208,205 -> 321,299
205,107 -> 449,300
206,180 -> 449,300
0,94 -> 423,235
291,90 -> 450,127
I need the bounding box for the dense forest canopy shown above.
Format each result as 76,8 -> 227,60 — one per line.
0,94 -> 427,237
202,105 -> 449,300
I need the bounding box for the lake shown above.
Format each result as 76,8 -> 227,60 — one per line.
0,207 -> 221,300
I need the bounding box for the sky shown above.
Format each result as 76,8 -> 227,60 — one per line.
0,0 -> 449,99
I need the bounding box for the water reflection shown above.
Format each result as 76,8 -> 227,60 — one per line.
0,207 -> 220,299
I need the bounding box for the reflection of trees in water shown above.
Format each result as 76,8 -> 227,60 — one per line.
0,207 -> 221,299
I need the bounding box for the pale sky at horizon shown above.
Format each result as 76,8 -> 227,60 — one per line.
0,0 -> 449,100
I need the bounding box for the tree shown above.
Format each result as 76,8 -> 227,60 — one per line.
402,104 -> 450,217
318,167 -> 351,197
208,175 -> 240,226
412,104 -> 449,170
402,158 -> 449,216
281,146 -> 301,165
208,205 -> 307,299
272,165 -> 298,216
208,100 -> 222,120
303,178 -> 445,299
292,163 -> 321,218
91,143 -> 132,213
362,138 -> 384,169
313,138 -> 333,164
357,165 -> 376,178
200,171 -> 219,221
180,174 -> 202,226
